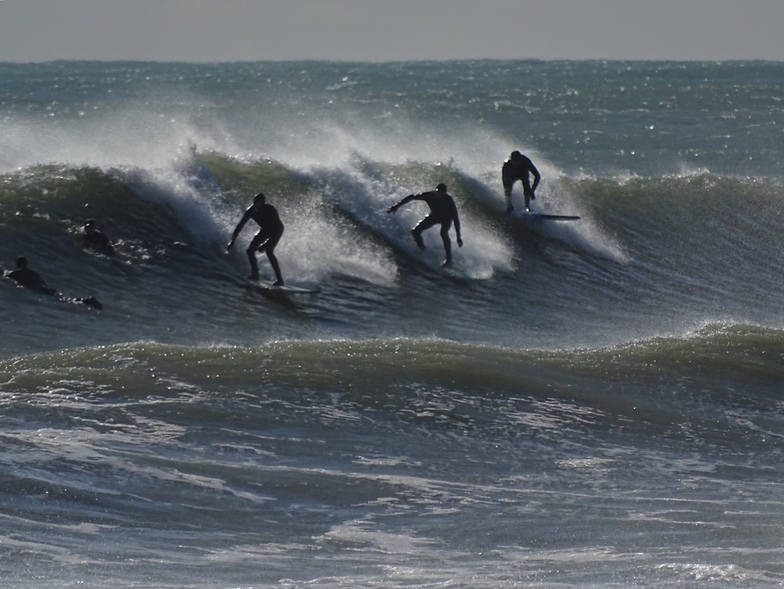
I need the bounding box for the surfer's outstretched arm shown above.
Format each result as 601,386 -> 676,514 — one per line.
450,201 -> 463,247
529,161 -> 541,193
227,208 -> 252,250
388,194 -> 419,214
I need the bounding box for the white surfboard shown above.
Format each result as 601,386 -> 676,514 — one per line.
248,279 -> 320,294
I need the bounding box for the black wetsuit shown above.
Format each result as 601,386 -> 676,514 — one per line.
7,267 -> 56,295
230,202 -> 285,284
5,265 -> 102,309
83,229 -> 114,253
390,189 -> 462,265
400,190 -> 461,231
502,155 -> 541,211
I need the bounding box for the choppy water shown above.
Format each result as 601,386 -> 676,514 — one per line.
1,60 -> 783,588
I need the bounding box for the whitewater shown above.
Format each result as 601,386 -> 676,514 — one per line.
0,60 -> 783,588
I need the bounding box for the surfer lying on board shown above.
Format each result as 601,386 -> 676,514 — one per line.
4,256 -> 103,310
227,192 -> 285,285
502,150 -> 541,213
82,219 -> 114,254
388,183 -> 463,267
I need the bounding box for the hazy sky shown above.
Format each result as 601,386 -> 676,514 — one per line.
1,0 -> 783,63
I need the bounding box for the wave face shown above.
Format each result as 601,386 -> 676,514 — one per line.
1,61 -> 784,588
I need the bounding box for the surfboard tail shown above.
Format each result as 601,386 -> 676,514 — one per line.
80,296 -> 103,310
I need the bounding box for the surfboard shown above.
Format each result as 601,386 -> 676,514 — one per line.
440,264 -> 475,281
518,211 -> 580,221
247,279 -> 320,294
385,239 -> 479,280
3,267 -> 103,309
329,206 -> 482,281
72,295 -> 103,310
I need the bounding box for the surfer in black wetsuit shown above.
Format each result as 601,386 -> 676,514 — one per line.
227,192 -> 285,285
388,183 -> 463,267
82,219 -> 114,254
502,150 -> 541,213
6,256 -> 56,294
4,256 -> 102,309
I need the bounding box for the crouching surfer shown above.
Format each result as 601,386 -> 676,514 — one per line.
227,192 -> 285,286
4,256 -> 103,310
388,183 -> 463,267
502,150 -> 541,213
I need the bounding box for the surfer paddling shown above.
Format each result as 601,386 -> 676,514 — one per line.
82,219 -> 114,254
227,192 -> 285,285
4,256 -> 103,310
502,150 -> 541,213
388,183 -> 463,267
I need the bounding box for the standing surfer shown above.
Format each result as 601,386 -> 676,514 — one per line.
388,183 -> 463,267
227,192 -> 285,285
502,150 -> 541,213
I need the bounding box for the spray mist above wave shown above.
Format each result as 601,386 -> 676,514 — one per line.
0,104 -> 227,175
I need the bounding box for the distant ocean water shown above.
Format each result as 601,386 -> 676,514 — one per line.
1,60 -> 783,588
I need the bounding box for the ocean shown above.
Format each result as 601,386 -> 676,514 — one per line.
1,60 -> 783,588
